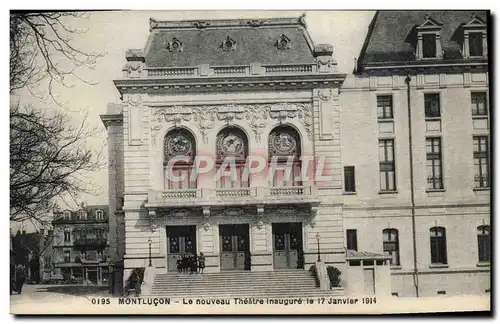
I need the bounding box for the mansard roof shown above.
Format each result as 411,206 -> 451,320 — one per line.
357,10 -> 489,70
143,16 -> 317,67
53,205 -> 109,222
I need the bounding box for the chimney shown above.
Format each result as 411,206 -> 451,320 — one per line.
313,44 -> 337,73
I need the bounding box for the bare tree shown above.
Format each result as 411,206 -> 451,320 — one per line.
10,11 -> 105,104
10,103 -> 104,224
10,11 -> 106,224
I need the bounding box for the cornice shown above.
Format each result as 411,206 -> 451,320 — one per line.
113,73 -> 346,95
100,113 -> 123,129
357,60 -> 488,76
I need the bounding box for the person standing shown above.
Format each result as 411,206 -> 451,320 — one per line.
176,257 -> 182,273
14,265 -> 27,294
189,254 -> 197,274
181,254 -> 187,273
198,252 -> 205,274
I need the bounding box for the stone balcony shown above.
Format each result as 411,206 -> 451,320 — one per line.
145,186 -> 319,209
123,62 -> 324,80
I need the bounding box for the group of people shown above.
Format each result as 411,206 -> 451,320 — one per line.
177,252 -> 205,274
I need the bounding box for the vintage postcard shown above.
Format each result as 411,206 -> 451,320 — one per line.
9,10 -> 491,315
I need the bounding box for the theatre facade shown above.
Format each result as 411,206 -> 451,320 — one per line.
103,16 -> 352,278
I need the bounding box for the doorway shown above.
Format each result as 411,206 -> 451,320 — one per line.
166,225 -> 197,272
219,224 -> 249,271
272,222 -> 303,269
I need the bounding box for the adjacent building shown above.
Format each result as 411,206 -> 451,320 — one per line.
51,205 -> 110,285
101,11 -> 490,297
341,10 -> 490,296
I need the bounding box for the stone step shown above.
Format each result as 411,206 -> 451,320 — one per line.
154,275 -> 315,281
153,278 -> 315,284
152,287 -> 318,293
153,283 -> 316,288
151,270 -> 326,297
155,273 -> 313,279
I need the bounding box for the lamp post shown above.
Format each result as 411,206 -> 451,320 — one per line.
316,233 -> 321,262
148,223 -> 157,268
148,237 -> 152,267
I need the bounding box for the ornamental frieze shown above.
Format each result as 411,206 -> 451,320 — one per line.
150,102 -> 313,145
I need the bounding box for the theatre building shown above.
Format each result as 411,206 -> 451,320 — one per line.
102,16 -> 353,280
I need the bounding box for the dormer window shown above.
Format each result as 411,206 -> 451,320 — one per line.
79,210 -> 87,220
167,37 -> 183,52
276,34 -> 291,51
422,34 -> 437,58
469,33 -> 483,56
463,14 -> 487,59
220,36 -> 236,52
416,15 -> 443,60
64,211 -> 71,220
96,210 -> 104,220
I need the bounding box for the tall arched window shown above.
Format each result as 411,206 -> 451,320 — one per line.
216,127 -> 249,188
477,225 -> 490,262
382,228 -> 400,265
268,125 -> 302,187
164,128 -> 196,189
430,226 -> 447,264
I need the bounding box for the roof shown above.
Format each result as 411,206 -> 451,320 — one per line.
357,10 -> 489,69
143,16 -> 317,67
53,204 -> 110,222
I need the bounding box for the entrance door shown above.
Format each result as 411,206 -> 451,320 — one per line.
272,222 -> 303,269
86,267 -> 98,284
220,224 -> 249,271
166,226 -> 196,272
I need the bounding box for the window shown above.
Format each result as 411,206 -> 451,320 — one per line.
422,34 -> 437,58
268,126 -> 301,187
437,291 -> 446,296
430,227 -> 447,264
344,166 -> 356,193
64,211 -> 71,220
383,229 -> 400,266
64,231 -> 71,243
96,210 -> 104,220
164,129 -> 197,189
426,138 -> 443,190
78,210 -> 87,220
424,93 -> 441,118
469,32 -> 484,57
473,136 -> 489,188
377,95 -> 393,119
471,92 -> 487,116
64,250 -> 71,263
346,229 -> 358,251
477,225 -> 490,262
379,139 -> 396,191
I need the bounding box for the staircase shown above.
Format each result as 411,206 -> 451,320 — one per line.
148,269 -> 343,298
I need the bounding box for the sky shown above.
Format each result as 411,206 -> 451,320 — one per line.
11,10 -> 375,230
